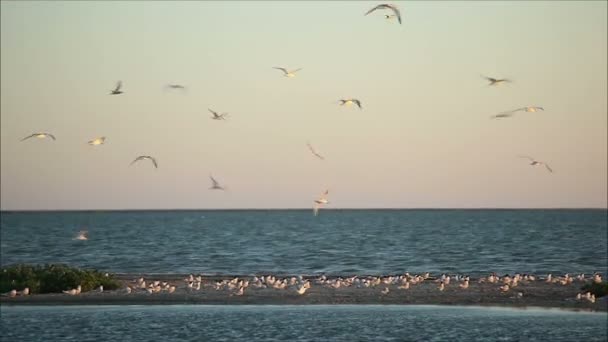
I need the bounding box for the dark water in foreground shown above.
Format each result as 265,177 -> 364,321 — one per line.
1,305 -> 606,341
1,210 -> 606,275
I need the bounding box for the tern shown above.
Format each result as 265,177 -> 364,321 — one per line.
88,136 -> 106,146
518,156 -> 553,173
273,67 -> 302,78
74,230 -> 88,241
313,190 -> 329,216
209,109 -> 229,120
339,98 -> 362,109
110,81 -> 123,95
365,4 -> 402,24
482,75 -> 511,86
21,133 -> 56,141
306,142 -> 325,160
209,175 -> 226,190
131,156 -> 158,169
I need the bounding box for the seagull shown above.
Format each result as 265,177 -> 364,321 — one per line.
74,230 -> 88,241
273,67 -> 303,78
481,75 -> 511,86
131,155 -> 158,169
313,190 -> 329,216
209,109 -> 229,120
88,136 -> 106,146
110,81 -> 123,95
365,4 -> 402,24
21,133 -> 56,141
339,99 -> 362,109
306,142 -> 325,160
209,175 -> 226,191
518,156 -> 553,173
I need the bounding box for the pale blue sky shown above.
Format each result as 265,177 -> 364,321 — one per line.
1,1 -> 606,210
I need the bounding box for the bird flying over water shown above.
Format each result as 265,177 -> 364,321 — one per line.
313,190 -> 329,216
306,142 -> 325,160
74,230 -> 88,241
88,136 -> 106,146
209,175 -> 226,190
209,109 -> 229,120
518,156 -> 553,173
110,81 -> 123,95
273,67 -> 302,78
131,155 -> 158,169
20,133 -> 56,141
339,99 -> 362,109
365,4 -> 402,24
481,75 -> 511,86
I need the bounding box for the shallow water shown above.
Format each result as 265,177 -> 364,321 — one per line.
1,210 -> 606,275
1,305 -> 606,341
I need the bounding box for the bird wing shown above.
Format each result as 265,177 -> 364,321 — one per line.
208,108 -> 218,116
543,163 -> 553,173
46,133 -> 56,140
273,67 -> 288,74
307,143 -> 325,160
354,99 -> 362,109
290,68 -> 303,73
365,4 -> 385,16
210,175 -> 220,187
150,157 -> 158,168
481,75 -> 496,82
517,155 -> 535,161
131,156 -> 145,165
388,5 -> 402,24
20,134 -> 37,141
114,81 -> 122,91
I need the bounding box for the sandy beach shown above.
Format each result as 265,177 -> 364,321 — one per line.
2,274 -> 605,312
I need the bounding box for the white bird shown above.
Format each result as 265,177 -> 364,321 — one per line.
110,81 -> 123,95
98,285 -> 104,293
88,136 -> 106,146
125,286 -> 132,294
518,156 -> 553,173
273,67 -> 302,78
296,286 -> 308,295
21,133 -> 56,141
21,288 -> 30,296
338,98 -> 362,109
313,190 -> 330,216
168,286 -> 176,293
9,290 -> 17,297
63,289 -> 77,295
74,230 -> 88,241
481,75 -> 511,86
131,155 -> 158,169
306,142 -> 325,160
500,284 -> 510,292
209,175 -> 226,191
209,108 -> 229,121
365,4 -> 402,24
381,287 -> 390,295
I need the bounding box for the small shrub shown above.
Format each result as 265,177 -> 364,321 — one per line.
581,281 -> 608,298
0,264 -> 120,294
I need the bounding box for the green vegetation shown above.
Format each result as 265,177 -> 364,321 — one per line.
581,281 -> 608,298
0,264 -> 120,294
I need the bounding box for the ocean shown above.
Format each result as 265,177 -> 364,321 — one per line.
1,209 -> 606,276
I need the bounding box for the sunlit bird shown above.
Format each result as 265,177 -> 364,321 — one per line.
88,136 -> 106,146
518,156 -> 553,173
273,67 -> 303,78
482,75 -> 511,86
110,81 -> 123,95
131,155 -> 158,169
306,142 -> 325,160
209,109 -> 229,121
365,4 -> 402,24
209,175 -> 226,191
313,190 -> 329,216
74,230 -> 88,241
339,98 -> 362,109
21,133 -> 56,141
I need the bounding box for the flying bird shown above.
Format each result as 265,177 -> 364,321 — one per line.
313,190 -> 329,216
501,106 -> 545,114
88,136 -> 106,146
166,84 -> 186,90
21,133 -> 56,141
365,4 -> 402,24
110,81 -> 123,95
131,155 -> 158,169
518,156 -> 553,173
306,142 -> 325,160
209,175 -> 226,190
481,75 -> 511,86
209,109 -> 229,120
273,67 -> 303,78
339,98 -> 362,109
74,230 -> 88,241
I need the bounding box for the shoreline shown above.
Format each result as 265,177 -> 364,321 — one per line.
2,275 -> 606,312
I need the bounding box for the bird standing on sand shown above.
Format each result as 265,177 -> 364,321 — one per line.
21,133 -> 56,141
209,175 -> 226,191
339,99 -> 362,109
88,136 -> 106,146
110,81 -> 123,95
313,190 -> 329,216
131,156 -> 158,169
365,4 -> 402,24
518,156 -> 553,173
273,67 -> 303,78
209,109 -> 229,121
482,75 -> 511,86
306,142 -> 325,160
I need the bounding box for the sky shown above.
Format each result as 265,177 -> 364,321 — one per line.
1,1 -> 606,210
